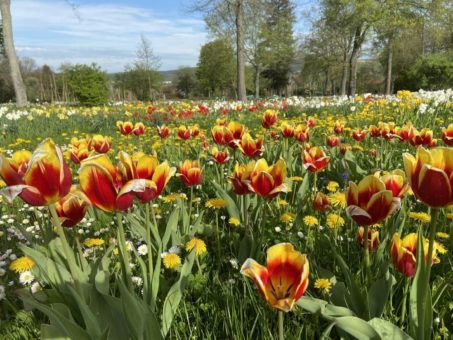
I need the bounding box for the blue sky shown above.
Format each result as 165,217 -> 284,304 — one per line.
10,0 -> 314,72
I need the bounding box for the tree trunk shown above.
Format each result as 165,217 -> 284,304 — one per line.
340,51 -> 348,96
254,64 -> 260,98
385,40 -> 393,95
0,0 -> 27,105
348,26 -> 363,97
236,0 -> 246,101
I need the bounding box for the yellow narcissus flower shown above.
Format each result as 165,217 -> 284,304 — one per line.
229,217 -> 240,226
303,215 -> 319,227
403,147 -> 453,207
205,198 -> 228,209
186,238 -> 207,256
314,278 -> 332,294
326,214 -> 345,229
162,253 -> 181,269
408,211 -> 431,223
84,238 -> 105,248
9,256 -> 35,273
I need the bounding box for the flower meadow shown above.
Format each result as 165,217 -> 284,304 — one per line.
0,90 -> 452,339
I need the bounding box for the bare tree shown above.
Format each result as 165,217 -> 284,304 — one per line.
0,0 -> 27,105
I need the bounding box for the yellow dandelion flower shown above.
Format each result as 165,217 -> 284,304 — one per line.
314,278 -> 332,294
303,215 -> 319,227
163,253 -> 182,269
205,198 -> 228,209
434,242 -> 447,255
289,176 -> 303,182
186,238 -> 207,256
278,199 -> 288,206
328,192 -> 346,209
9,256 -> 35,273
84,238 -> 105,248
436,232 -> 449,239
229,217 -> 240,226
281,212 -> 295,223
162,193 -> 187,203
408,212 -> 431,223
326,214 -> 345,229
446,213 -> 453,220
326,181 -> 339,192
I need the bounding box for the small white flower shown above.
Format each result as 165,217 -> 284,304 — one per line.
9,254 -> 17,261
275,227 -> 281,233
0,285 -> 5,300
19,271 -> 34,285
30,282 -> 42,294
22,219 -> 30,224
137,244 -> 148,256
168,246 -> 181,254
132,276 -> 143,287
0,268 -> 5,276
229,258 -> 239,269
297,231 -> 304,238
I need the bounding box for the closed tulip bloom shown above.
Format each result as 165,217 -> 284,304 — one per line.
211,125 -> 226,145
403,147 -> 453,207
55,189 -> 90,227
346,175 -> 401,226
375,169 -> 408,198
247,159 -> 287,199
410,128 -> 434,147
441,124 -> 453,146
211,147 -> 229,165
391,233 -> 441,278
133,122 -> 145,136
92,135 -> 112,154
303,146 -> 330,173
178,125 -> 191,140
157,125 -> 170,138
313,192 -> 331,212
228,161 -> 254,195
70,144 -> 91,164
280,122 -> 295,138
369,125 -> 381,138
262,109 -> 278,129
179,160 -> 202,186
237,133 -> 264,158
334,121 -> 344,134
397,123 -> 415,142
191,125 -> 200,137
0,139 -> 72,206
294,124 -> 309,142
241,243 -> 309,312
357,227 -> 379,251
307,116 -> 316,128
224,121 -> 246,148
117,121 -> 134,136
327,135 -> 340,147
352,128 -> 366,142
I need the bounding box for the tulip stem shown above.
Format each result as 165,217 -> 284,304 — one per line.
145,203 -> 154,303
116,212 -> 133,290
400,277 -> 410,326
188,186 -> 194,230
278,311 -> 284,340
425,208 -> 438,288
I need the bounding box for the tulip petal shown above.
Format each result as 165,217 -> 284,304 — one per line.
417,165 -> 452,207
0,154 -> 23,185
346,205 -> 372,225
241,258 -> 269,301
136,155 -> 159,179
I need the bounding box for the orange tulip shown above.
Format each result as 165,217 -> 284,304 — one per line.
280,122 -> 295,138
211,147 -> 229,165
157,125 -> 170,138
375,169 -> 408,198
352,128 -> 366,142
241,243 -> 309,312
178,160 -> 202,187
247,159 -> 287,199
228,161 -> 255,195
391,233 -> 441,278
303,146 -> 330,173
262,109 -> 278,129
0,139 -> 72,206
55,188 -> 90,227
237,133 -> 264,158
133,122 -> 145,136
117,121 -> 134,136
357,227 -> 379,251
403,147 -> 453,207
177,125 -> 191,140
79,154 -> 157,212
294,124 -> 309,142
441,124 -> 453,146
345,175 -> 400,226
327,135 -> 340,147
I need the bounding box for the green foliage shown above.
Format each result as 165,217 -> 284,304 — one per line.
407,52 -> 453,91
115,67 -> 162,101
0,310 -> 40,340
175,67 -> 196,98
196,39 -> 235,98
64,64 -> 110,106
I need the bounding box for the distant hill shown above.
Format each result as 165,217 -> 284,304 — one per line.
160,68 -> 196,82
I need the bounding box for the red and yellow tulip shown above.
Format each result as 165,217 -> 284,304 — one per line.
262,109 -> 278,129
228,161 -> 254,195
178,160 -> 202,187
157,125 -> 170,138
313,192 -> 331,212
211,147 -> 229,165
241,243 -> 309,312
294,124 -> 309,142
357,227 -> 379,251
280,122 -> 295,138
303,146 -> 330,173
92,134 -> 112,154
55,188 -> 90,227
117,121 -> 134,136
403,147 -> 453,207
441,124 -> 453,146
345,175 -> 400,226
177,125 -> 191,140
133,122 -> 145,136
247,159 -> 287,199
375,169 -> 408,198
0,139 -> 72,206
237,133 -> 264,158
352,128 -> 366,142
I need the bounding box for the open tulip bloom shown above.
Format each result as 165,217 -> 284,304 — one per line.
241,243 -> 309,312
0,138 -> 72,206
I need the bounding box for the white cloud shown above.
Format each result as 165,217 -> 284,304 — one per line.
10,0 -> 208,72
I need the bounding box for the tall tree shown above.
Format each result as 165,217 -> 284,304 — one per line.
0,0 -> 27,105
190,0 -> 247,101
134,35 -> 161,100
